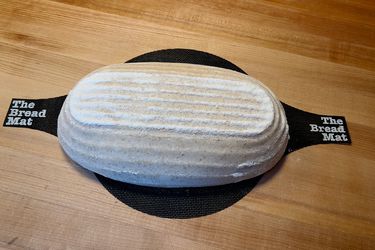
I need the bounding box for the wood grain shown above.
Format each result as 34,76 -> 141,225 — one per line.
0,0 -> 374,249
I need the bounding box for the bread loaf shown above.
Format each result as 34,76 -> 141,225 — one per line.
58,63 -> 289,187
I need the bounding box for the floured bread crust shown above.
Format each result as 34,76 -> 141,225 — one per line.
58,63 -> 289,187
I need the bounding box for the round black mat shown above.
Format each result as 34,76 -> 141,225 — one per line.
95,49 -> 263,219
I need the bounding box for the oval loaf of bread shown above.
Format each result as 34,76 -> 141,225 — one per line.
58,63 -> 289,187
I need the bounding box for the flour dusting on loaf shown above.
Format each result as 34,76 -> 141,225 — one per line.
58,63 -> 289,187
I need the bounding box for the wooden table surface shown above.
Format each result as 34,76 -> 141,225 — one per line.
1,0 -> 374,249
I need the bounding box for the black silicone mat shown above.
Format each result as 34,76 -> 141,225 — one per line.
97,49 -> 264,219
3,49 -> 351,219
